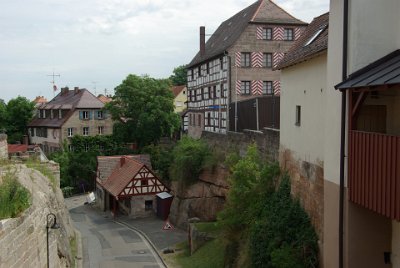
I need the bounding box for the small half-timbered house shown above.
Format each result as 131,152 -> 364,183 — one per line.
95,155 -> 170,218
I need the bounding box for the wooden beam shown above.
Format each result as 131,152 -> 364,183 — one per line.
352,91 -> 368,117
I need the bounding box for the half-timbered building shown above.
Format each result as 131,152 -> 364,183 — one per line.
95,155 -> 170,218
186,0 -> 307,137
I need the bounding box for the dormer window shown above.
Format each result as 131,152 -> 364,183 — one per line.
41,109 -> 46,119
304,25 -> 327,46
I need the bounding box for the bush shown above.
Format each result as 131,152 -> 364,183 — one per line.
169,137 -> 213,184
141,144 -> 173,181
0,172 -> 30,219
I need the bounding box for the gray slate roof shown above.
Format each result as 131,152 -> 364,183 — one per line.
336,50 -> 400,90
188,0 -> 307,68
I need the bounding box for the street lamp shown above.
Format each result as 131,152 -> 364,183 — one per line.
46,213 -> 60,268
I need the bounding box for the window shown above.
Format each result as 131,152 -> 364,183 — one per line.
263,28 -> 273,40
304,25 -> 327,46
41,109 -> 46,119
84,143 -> 89,152
220,57 -> 224,70
183,90 -> 186,95
50,110 -> 54,119
67,128 -> 73,137
68,144 -> 73,152
82,111 -> 89,119
213,86 -> 217,99
206,112 -> 211,126
206,62 -> 210,74
30,128 -> 35,137
141,179 -> 148,186
204,87 -> 209,99
198,114 -> 201,127
83,127 -> 89,136
58,109 -> 62,119
284,28 -> 294,41
263,81 -> 273,95
98,126 -> 104,135
37,128 -> 47,138
241,81 -> 251,95
263,53 -> 272,68
295,105 -> 301,126
97,111 -> 103,119
241,52 -> 251,67
145,200 -> 153,211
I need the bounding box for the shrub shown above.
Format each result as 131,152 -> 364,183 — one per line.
141,144 -> 173,181
169,137 -> 213,184
0,172 -> 31,219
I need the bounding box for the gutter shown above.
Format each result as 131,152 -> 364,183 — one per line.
339,0 -> 349,267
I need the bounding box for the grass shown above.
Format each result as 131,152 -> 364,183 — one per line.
174,238 -> 225,268
26,158 -> 57,188
0,170 -> 31,219
194,222 -> 221,236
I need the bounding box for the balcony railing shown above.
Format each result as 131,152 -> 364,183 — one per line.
349,130 -> 400,220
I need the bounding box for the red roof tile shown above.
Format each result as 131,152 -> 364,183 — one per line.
276,12 -> 329,70
8,144 -> 28,153
171,86 -> 186,97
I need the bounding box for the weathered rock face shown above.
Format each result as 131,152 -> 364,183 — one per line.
0,163 -> 76,268
169,165 -> 230,229
0,134 -> 7,159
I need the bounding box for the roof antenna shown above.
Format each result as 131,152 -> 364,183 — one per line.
47,69 -> 60,97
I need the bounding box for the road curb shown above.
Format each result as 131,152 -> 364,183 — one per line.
114,219 -> 168,268
74,228 -> 83,268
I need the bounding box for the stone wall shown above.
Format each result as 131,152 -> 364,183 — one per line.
0,134 -> 7,159
280,149 -> 324,240
0,163 -> 76,268
202,127 -> 280,163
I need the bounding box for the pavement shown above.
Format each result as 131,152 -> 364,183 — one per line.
66,194 -> 187,268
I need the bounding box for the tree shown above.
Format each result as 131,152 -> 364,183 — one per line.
169,65 -> 187,86
106,74 -> 180,147
5,96 -> 35,143
0,99 -> 6,132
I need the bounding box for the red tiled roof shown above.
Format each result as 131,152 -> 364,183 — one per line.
276,12 -> 329,70
97,155 -> 152,181
100,157 -> 144,197
98,94 -> 112,104
171,86 -> 186,97
8,144 -> 28,153
33,96 -> 47,104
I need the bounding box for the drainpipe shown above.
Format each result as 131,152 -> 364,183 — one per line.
339,0 -> 349,267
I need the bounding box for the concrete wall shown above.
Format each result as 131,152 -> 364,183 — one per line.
393,221 -> 400,267
348,0 -> 400,74
0,163 -> 75,268
202,128 -> 279,163
280,53 -> 327,164
0,134 -> 7,159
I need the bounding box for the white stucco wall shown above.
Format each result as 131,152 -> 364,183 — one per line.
393,221 -> 400,268
348,0 -> 400,74
324,0 -> 345,185
280,53 -> 327,164
30,127 -> 61,145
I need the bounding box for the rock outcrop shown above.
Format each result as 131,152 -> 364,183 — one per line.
0,163 -> 76,267
169,165 -> 230,229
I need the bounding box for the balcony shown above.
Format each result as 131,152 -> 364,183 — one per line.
349,130 -> 400,220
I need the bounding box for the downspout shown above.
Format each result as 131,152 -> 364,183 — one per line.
339,0 -> 349,267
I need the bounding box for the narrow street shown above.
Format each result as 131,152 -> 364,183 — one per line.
67,196 -> 165,268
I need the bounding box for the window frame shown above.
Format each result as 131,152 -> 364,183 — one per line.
67,127 -> 73,137
263,53 -> 272,68
263,27 -> 273,40
241,81 -> 251,95
97,110 -> 103,119
82,111 -> 89,120
83,127 -> 89,136
98,126 -> 104,135
241,52 -> 252,67
284,28 -> 294,41
295,105 -> 301,126
263,81 -> 273,95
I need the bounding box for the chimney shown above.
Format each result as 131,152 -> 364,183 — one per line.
23,135 -> 29,146
120,157 -> 126,167
200,26 -> 205,57
74,87 -> 80,95
61,87 -> 69,95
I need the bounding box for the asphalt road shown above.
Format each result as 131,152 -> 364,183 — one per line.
67,197 -> 164,268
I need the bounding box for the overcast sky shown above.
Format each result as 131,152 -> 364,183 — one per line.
0,0 -> 328,103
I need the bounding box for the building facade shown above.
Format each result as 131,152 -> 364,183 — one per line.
186,0 -> 307,138
28,87 -> 113,154
277,12 -> 328,245
171,85 -> 187,113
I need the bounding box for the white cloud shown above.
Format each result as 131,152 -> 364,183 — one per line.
0,0 -> 328,102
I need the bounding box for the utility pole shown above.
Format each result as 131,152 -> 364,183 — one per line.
47,70 -> 60,97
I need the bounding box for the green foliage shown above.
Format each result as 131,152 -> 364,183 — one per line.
0,171 -> 31,219
170,137 -> 212,184
141,144 -> 173,181
26,158 -> 57,188
217,144 -> 318,268
3,96 -> 35,143
175,239 -> 225,268
169,64 -> 187,86
106,74 -> 180,147
249,175 -> 319,268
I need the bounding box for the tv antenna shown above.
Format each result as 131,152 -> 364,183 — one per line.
47,70 -> 60,97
